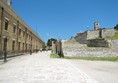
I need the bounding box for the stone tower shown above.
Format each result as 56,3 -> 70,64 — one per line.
94,22 -> 100,30
7,0 -> 12,7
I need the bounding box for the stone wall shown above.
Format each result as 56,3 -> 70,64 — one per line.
52,41 -> 64,57
74,32 -> 87,44
74,29 -> 116,45
0,0 -> 45,57
87,39 -> 109,47
102,29 -> 115,38
107,40 -> 118,50
87,30 -> 100,39
62,42 -> 118,57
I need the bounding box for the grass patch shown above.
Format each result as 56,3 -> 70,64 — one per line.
64,56 -> 118,61
110,31 -> 118,40
50,54 -> 118,61
50,54 -> 60,58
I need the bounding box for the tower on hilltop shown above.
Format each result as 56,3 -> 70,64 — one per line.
94,22 -> 100,30
7,0 -> 12,7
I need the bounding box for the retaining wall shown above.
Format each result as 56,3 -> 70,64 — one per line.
62,42 -> 118,57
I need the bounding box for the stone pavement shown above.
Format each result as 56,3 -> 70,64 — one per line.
0,51 -> 98,83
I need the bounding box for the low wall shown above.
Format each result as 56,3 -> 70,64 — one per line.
62,42 -> 118,57
102,29 -> 115,38
87,39 -> 109,47
87,30 -> 100,39
108,40 -> 118,50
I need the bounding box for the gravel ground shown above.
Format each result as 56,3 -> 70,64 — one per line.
0,51 -> 98,83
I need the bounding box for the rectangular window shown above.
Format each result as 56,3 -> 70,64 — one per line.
12,41 -> 15,51
29,35 -> 30,39
31,36 -> 32,41
26,44 -> 27,51
23,31 -> 25,37
18,42 -> 20,50
5,20 -> 9,30
23,43 -> 24,51
13,24 -> 16,33
19,29 -> 21,36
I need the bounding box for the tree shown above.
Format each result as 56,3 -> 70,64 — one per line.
114,24 -> 118,30
42,44 -> 47,51
47,38 -> 57,49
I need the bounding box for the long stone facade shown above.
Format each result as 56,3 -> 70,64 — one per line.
0,0 -> 44,57
62,42 -> 118,57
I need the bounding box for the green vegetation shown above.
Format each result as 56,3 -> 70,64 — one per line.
47,38 -> 57,49
50,53 -> 60,58
42,45 -> 47,50
110,31 -> 118,40
64,56 -> 118,61
114,24 -> 118,30
50,54 -> 118,61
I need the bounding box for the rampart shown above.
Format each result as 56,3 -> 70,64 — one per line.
62,41 -> 118,57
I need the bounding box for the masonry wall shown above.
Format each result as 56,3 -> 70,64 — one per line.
62,42 -> 118,57
102,29 -> 115,38
87,30 -> 100,39
74,32 -> 87,44
87,39 -> 109,47
0,1 -> 44,58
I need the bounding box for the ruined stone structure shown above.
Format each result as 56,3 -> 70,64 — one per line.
74,26 -> 116,46
0,0 -> 44,57
62,22 -> 118,57
52,41 -> 64,57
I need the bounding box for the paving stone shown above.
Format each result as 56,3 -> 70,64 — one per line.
0,51 -> 98,83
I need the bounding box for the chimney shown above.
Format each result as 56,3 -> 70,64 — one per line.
7,0 -> 12,7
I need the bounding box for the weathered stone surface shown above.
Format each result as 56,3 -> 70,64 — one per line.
62,42 -> 118,57
102,29 -> 115,38
87,30 -> 100,39
87,39 -> 109,47
74,29 -> 116,44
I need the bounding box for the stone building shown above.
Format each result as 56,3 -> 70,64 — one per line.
94,22 -> 100,30
52,41 -> 64,57
74,22 -> 116,45
0,0 -> 44,57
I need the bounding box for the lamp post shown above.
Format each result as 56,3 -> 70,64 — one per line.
3,36 -> 7,62
30,44 -> 32,55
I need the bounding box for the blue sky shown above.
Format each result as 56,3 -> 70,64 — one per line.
10,0 -> 118,42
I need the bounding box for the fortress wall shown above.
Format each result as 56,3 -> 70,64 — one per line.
108,40 -> 118,50
87,39 -> 109,47
74,32 -> 87,44
62,42 -> 118,57
87,30 -> 100,39
102,29 -> 115,38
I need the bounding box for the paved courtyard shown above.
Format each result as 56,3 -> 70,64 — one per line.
0,51 -> 118,83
